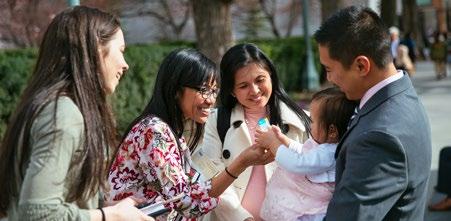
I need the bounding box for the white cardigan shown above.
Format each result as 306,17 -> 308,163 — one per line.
193,102 -> 308,221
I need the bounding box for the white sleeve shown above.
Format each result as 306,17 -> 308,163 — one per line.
275,143 -> 336,175
287,139 -> 303,153
197,110 -> 252,221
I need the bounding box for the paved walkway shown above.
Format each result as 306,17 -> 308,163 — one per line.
411,61 -> 451,221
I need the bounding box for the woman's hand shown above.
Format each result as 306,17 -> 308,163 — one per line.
103,197 -> 155,221
238,144 -> 274,167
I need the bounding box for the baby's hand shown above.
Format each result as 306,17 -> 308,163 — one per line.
271,126 -> 291,147
255,125 -> 283,154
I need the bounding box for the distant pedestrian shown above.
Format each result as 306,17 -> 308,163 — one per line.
389,26 -> 400,59
400,32 -> 417,63
430,32 -> 448,80
394,44 -> 415,76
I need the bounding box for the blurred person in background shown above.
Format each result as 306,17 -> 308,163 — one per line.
430,32 -> 448,80
400,32 -> 417,64
389,26 -> 401,60
394,44 -> 415,76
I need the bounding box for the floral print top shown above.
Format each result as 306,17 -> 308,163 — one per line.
105,115 -> 218,220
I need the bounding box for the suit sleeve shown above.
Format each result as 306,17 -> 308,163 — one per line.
325,131 -> 407,221
198,111 -> 253,221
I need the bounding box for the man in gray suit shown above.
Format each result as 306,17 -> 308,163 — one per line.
314,6 -> 432,221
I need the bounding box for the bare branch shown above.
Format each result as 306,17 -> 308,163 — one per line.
119,0 -> 190,40
259,0 -> 280,38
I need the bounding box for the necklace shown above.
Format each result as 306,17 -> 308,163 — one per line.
244,109 -> 267,131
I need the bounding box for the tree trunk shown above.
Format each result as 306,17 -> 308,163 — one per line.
259,0 -> 281,38
432,0 -> 448,33
402,0 -> 416,33
191,0 -> 234,64
380,0 -> 397,27
320,0 -> 343,22
402,0 -> 420,40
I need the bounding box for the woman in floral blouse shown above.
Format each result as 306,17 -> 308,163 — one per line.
105,48 -> 273,220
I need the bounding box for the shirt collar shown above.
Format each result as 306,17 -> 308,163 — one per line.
359,70 -> 404,109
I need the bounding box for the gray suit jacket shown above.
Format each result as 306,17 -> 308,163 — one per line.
325,73 -> 431,221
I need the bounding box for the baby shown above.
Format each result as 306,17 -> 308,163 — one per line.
255,87 -> 357,221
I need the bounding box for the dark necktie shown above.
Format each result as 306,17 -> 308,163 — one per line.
347,106 -> 360,129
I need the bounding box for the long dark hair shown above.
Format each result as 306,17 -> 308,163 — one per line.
219,43 -> 311,135
0,6 -> 121,213
126,48 -> 218,151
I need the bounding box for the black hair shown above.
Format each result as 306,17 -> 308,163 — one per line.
219,43 -> 311,135
126,48 -> 218,151
314,6 -> 392,69
311,87 -> 357,140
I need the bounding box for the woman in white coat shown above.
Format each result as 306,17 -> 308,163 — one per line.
197,43 -> 311,221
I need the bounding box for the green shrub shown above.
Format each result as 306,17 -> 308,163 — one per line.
0,38 -> 319,139
112,43 -> 194,133
0,48 -> 37,137
243,37 -> 321,91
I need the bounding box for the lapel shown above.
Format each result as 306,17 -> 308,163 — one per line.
335,72 -> 412,158
230,105 -> 253,145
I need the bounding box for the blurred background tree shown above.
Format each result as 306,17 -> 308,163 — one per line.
0,0 -> 65,47
0,0 -> 113,47
380,0 -> 398,27
118,0 -> 190,41
191,0 -> 234,64
258,0 -> 302,38
320,0 -> 343,23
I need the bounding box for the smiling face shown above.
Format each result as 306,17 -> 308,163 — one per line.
100,29 -> 129,94
319,45 -> 360,100
320,45 -> 367,101
232,63 -> 272,110
179,79 -> 218,124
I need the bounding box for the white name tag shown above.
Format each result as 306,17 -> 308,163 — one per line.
191,151 -> 221,180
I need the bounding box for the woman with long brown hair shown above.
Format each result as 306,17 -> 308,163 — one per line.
0,6 -> 152,221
